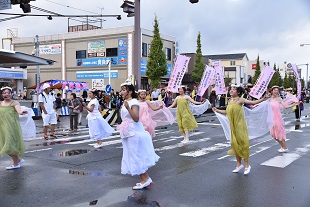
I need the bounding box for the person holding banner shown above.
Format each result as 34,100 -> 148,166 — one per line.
212,86 -> 267,175
168,86 -> 204,143
269,86 -> 299,153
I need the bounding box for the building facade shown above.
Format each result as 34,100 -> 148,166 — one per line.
12,26 -> 176,92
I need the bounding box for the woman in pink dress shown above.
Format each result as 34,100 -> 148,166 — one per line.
138,90 -> 163,138
269,86 -> 299,153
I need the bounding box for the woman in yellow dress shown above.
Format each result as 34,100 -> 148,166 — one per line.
212,86 -> 266,175
169,86 -> 203,143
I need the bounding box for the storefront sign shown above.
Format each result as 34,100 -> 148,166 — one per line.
167,55 -> 191,93
39,44 -> 61,55
118,38 -> 128,65
92,79 -> 105,90
88,41 -> 105,53
76,70 -> 118,79
249,66 -> 275,99
140,60 -> 171,77
76,57 -> 118,67
0,71 -> 24,79
0,0 -> 11,10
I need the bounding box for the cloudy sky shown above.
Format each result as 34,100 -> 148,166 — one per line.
1,0 -> 310,77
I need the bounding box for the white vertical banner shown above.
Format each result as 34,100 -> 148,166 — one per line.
214,61 -> 226,94
197,66 -> 215,97
167,55 -> 191,93
249,66 -> 275,99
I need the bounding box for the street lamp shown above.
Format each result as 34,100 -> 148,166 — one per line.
300,44 -> 310,47
121,0 -> 141,89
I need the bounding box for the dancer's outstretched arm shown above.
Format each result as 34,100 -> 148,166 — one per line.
212,107 -> 226,114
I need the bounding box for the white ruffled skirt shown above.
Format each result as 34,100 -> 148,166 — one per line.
88,117 -> 114,140
121,131 -> 160,176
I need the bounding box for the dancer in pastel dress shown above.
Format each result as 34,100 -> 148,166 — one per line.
269,86 -> 299,153
213,86 -> 267,175
82,89 -> 114,149
117,81 -> 159,190
138,90 -> 163,138
0,87 -> 27,170
168,86 -> 204,143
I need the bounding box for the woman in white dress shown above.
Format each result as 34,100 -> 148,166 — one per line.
117,81 -> 159,190
82,89 -> 114,149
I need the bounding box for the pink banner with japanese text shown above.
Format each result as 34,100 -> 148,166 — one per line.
214,61 -> 226,94
197,66 -> 215,97
167,55 -> 191,93
290,63 -> 301,98
249,66 -> 275,99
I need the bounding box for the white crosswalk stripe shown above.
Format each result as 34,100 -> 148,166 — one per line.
260,144 -> 310,168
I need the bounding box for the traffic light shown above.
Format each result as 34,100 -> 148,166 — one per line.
20,2 -> 31,13
11,0 -> 35,13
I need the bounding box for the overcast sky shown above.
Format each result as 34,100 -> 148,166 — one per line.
1,0 -> 310,78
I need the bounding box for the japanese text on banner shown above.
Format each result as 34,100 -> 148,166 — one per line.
249,66 -> 275,99
214,61 -> 226,95
197,66 -> 215,97
291,63 -> 301,98
167,55 -> 191,93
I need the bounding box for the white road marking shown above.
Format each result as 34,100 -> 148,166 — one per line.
197,123 -> 221,126
25,148 -> 53,154
260,144 -> 310,168
180,142 -> 231,157
162,139 -> 177,143
155,137 -> 209,152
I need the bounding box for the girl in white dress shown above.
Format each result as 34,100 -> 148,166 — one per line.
82,89 -> 114,148
117,81 -> 159,190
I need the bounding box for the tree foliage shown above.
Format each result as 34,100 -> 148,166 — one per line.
283,73 -> 291,88
269,64 -> 282,87
192,32 -> 205,83
252,55 -> 261,84
146,16 -> 167,88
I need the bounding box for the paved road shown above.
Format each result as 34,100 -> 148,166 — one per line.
0,103 -> 309,207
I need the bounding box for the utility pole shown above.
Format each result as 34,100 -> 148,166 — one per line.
134,0 -> 141,89
99,7 -> 104,28
34,35 -> 41,115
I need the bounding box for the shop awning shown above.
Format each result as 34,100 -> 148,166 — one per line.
0,49 -> 55,68
28,80 -> 89,93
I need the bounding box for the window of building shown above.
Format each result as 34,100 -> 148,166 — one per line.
166,48 -> 171,61
76,50 -> 86,59
106,48 -> 118,57
142,43 -> 148,57
148,44 -> 151,56
230,61 -> 236,66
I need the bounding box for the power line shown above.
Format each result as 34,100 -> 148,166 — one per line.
0,15 -> 24,22
43,0 -> 101,15
41,1 -> 107,24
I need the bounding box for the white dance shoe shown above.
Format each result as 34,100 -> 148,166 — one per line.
232,165 -> 244,173
133,177 -> 152,190
278,148 -> 289,153
244,165 -> 251,175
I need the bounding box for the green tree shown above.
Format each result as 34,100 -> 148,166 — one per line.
224,77 -> 232,86
269,63 -> 281,87
283,73 -> 291,88
252,55 -> 261,84
192,32 -> 205,83
146,16 -> 167,88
